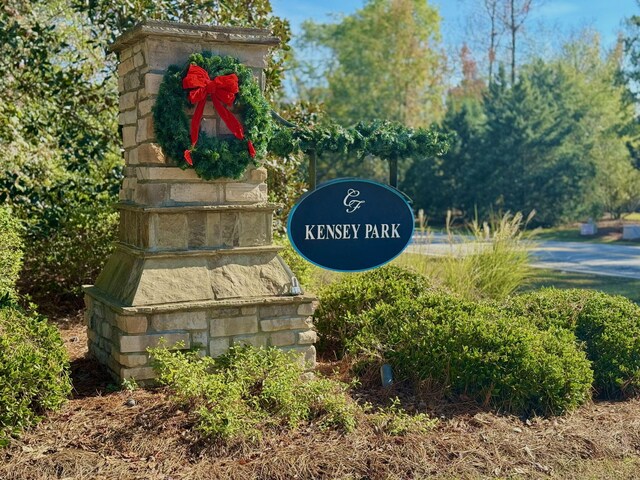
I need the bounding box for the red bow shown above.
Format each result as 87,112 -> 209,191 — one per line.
182,64 -> 256,165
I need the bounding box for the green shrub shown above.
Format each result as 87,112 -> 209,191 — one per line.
0,207 -> 23,300
150,344 -> 359,442
504,288 -> 640,398
354,292 -> 593,416
21,200 -> 118,299
0,305 -> 72,446
314,265 -> 432,355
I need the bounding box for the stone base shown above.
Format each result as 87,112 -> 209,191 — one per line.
84,287 -> 317,383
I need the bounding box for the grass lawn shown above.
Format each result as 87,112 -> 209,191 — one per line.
525,268 -> 640,303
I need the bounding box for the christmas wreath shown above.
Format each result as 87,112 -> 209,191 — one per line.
153,52 -> 273,180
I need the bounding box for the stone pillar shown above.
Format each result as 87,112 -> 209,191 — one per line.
84,21 -> 317,382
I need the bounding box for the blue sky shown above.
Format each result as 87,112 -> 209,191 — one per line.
271,0 -> 638,51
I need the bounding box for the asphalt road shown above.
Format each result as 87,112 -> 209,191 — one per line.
409,234 -> 640,279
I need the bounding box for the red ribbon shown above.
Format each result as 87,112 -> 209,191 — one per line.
181,64 -> 256,165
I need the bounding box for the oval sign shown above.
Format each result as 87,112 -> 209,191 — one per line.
287,179 -> 415,272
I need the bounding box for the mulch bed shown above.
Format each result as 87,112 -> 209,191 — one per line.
2,318 -> 640,479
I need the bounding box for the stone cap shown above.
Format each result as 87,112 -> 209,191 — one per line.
110,20 -> 280,53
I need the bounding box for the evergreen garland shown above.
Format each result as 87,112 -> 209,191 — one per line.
153,53 -> 273,180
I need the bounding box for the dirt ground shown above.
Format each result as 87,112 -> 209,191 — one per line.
2,318 -> 640,480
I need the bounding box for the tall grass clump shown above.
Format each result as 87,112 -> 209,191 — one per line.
440,211 -> 535,301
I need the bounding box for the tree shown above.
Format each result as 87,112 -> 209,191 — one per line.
297,0 -> 446,127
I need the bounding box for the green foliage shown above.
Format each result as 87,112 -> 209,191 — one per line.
295,0 -> 446,127
367,397 -> 438,435
440,211 -> 534,301
0,207 -> 23,300
314,265 -> 432,355
268,118 -> 450,185
354,293 -> 593,416
406,31 -> 640,226
150,344 -> 358,442
503,288 -> 640,398
153,53 -> 273,180
0,304 -> 72,446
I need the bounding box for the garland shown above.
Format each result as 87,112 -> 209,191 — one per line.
153,53 -> 273,180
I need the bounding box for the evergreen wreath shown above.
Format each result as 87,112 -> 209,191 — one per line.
153,52 -> 273,180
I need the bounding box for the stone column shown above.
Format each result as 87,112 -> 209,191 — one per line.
84,21 -> 317,383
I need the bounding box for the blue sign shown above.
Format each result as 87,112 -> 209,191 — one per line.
287,178 -> 415,272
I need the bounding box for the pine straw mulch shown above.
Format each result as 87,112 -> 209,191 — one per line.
2,322 -> 640,479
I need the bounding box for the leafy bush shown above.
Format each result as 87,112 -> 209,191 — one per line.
353,292 -> 593,416
504,289 -> 640,398
150,344 -> 359,442
0,207 -> 23,300
314,265 -> 432,355
0,305 -> 72,446
22,200 -> 119,299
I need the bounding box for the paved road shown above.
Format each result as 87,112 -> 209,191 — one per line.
409,234 -> 640,279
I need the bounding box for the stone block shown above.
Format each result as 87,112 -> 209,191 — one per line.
119,47 -> 133,61
136,167 -> 199,181
191,330 -> 209,349
297,303 -> 315,316
151,311 -> 207,331
209,254 -> 290,299
205,212 -> 221,246
137,143 -> 166,164
170,183 -> 221,203
119,332 -> 190,353
124,71 -> 141,91
138,98 -> 155,117
118,76 -> 125,93
136,116 -> 155,143
260,316 -> 312,332
188,212 -> 207,247
119,109 -> 137,126
101,321 -> 112,339
298,330 -> 317,345
249,167 -> 268,183
135,183 -> 168,205
122,126 -> 137,149
239,212 -> 268,246
121,366 -> 156,380
116,315 -> 148,334
117,57 -> 135,77
133,52 -> 145,68
210,307 -> 241,318
119,91 -> 137,111
233,335 -> 267,348
114,352 -> 149,368
270,331 -> 295,347
145,38 -> 198,71
225,183 -> 267,203
261,304 -> 298,319
241,306 -> 257,315
220,212 -> 239,247
154,213 -> 188,249
211,315 -> 258,337
210,337 -> 230,357
143,73 -> 164,97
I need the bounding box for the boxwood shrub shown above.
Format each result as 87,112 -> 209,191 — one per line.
0,305 -> 72,446
504,288 -> 640,398
314,265 -> 432,355
354,293 -> 593,416
0,207 -> 23,300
